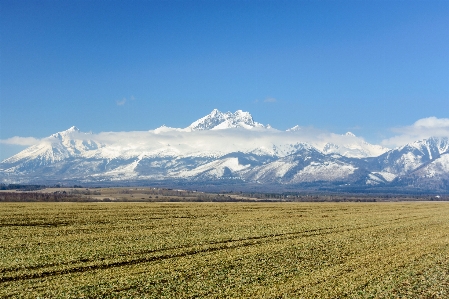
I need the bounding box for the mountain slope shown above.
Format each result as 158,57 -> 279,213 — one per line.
373,137 -> 449,175
242,144 -> 366,185
1,127 -> 102,173
392,152 -> 449,190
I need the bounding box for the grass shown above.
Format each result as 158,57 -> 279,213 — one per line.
1,202 -> 448,298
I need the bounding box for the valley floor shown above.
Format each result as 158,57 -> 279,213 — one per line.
1,202 -> 449,298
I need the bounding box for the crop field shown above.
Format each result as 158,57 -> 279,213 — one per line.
1,202 -> 449,298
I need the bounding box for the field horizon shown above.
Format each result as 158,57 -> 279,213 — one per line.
1,185 -> 448,203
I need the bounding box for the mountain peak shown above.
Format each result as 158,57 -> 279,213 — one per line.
67,126 -> 80,132
345,132 -> 356,137
210,108 -> 220,116
50,126 -> 80,139
187,109 -> 265,131
408,136 -> 449,155
286,125 -> 301,132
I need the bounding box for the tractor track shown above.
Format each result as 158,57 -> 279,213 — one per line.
0,215 -> 430,283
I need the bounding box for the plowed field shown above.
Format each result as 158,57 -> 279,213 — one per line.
1,202 -> 448,298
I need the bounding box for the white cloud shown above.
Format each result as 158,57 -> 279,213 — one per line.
0,136 -> 40,146
116,98 -> 127,106
382,117 -> 449,147
264,97 -> 277,103
82,125 -> 384,158
116,96 -> 135,106
413,117 -> 449,128
0,124 -> 388,160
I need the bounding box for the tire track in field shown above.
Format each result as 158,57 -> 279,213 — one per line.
0,215 -> 431,283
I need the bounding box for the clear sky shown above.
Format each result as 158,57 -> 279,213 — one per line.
1,0 -> 448,160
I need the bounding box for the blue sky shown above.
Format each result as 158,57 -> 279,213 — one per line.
1,0 -> 448,160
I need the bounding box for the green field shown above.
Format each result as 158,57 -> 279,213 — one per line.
1,202 -> 449,298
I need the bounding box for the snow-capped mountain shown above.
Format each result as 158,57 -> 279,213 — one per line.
283,128 -> 388,158
1,127 -> 102,172
187,109 -> 266,131
320,132 -> 388,158
242,144 -> 365,184
1,109 -> 448,192
371,137 -> 449,175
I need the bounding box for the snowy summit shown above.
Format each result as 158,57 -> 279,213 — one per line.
187,109 -> 266,131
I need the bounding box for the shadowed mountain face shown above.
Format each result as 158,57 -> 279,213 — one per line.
1,110 -> 449,192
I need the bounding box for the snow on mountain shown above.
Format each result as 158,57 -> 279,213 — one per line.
2,110 -> 449,191
345,132 -> 356,137
282,129 -> 388,158
244,144 -> 320,182
286,125 -> 301,132
414,153 -> 449,179
313,132 -> 388,158
289,161 -> 357,183
174,157 -> 250,180
187,109 -> 265,131
375,137 -> 449,175
320,139 -> 388,158
364,171 -> 400,185
242,144 -> 360,184
150,110 -> 386,158
393,152 -> 449,190
1,126 -> 102,173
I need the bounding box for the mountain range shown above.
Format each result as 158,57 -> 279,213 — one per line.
1,109 -> 449,193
